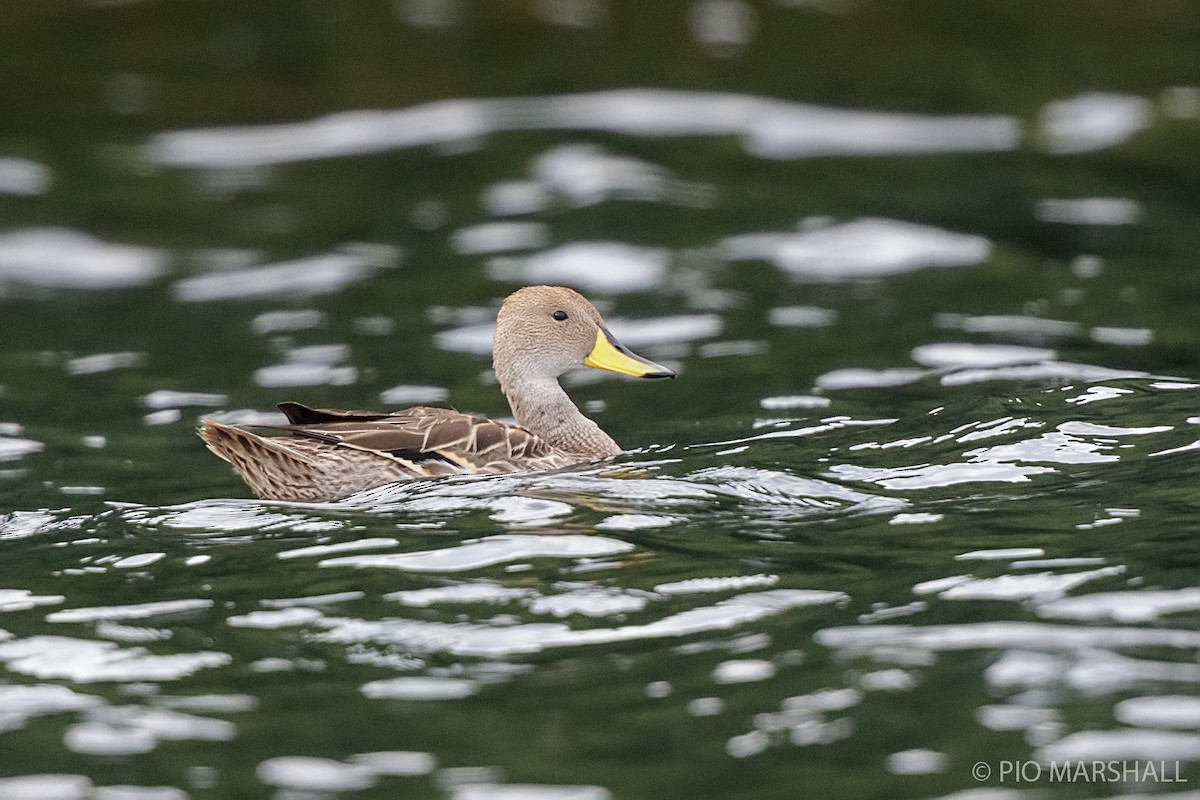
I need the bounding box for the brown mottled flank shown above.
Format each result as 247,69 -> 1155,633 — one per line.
199,286 -> 674,502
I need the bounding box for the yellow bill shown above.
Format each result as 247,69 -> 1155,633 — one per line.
584,328 -> 675,379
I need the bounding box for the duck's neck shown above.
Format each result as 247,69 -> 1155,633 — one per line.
501,375 -> 620,457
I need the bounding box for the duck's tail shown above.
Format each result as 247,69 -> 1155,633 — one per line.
198,419 -> 323,501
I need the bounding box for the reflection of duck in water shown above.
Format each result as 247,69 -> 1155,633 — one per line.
199,285 -> 675,501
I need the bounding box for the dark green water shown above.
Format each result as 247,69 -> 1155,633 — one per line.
1,1 -> 1199,798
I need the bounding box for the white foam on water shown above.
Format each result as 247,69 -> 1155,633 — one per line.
320,534 -> 633,573
726,217 -> 990,280
361,676 -> 478,700
257,756 -> 377,791
0,157 -> 52,196
0,228 -> 164,289
379,384 -> 449,405
260,591 -> 365,609
1039,92 -> 1152,153
910,343 -> 1055,369
1036,197 -> 1143,225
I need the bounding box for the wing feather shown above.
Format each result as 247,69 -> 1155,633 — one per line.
262,405 -> 560,472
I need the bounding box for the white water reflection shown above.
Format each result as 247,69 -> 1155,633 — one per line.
488,241 -> 668,293
148,90 -> 1019,169
319,590 -> 846,657
1038,92 -> 1152,154
725,217 -> 990,280
0,636 -> 230,682
1036,197 -> 1143,226
320,534 -> 632,572
1116,695 -> 1200,729
0,228 -> 164,289
435,313 -> 720,355
0,157 -> 51,196
1037,589 -> 1200,623
530,143 -> 712,207
173,247 -> 400,302
0,684 -> 103,733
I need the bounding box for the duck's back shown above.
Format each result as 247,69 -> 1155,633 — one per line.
198,403 -> 574,502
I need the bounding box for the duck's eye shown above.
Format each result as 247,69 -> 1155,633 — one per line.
552,310 -> 568,321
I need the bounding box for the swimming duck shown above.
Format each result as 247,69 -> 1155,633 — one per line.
199,285 -> 674,501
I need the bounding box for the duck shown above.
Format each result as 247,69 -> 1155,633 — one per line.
198,285 -> 675,501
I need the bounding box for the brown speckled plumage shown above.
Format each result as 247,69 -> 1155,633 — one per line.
199,286 -> 673,501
